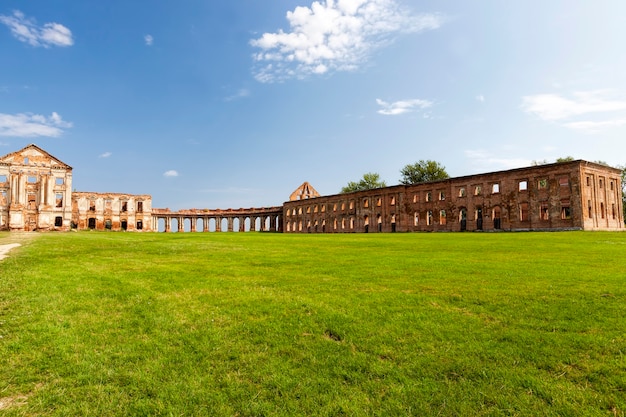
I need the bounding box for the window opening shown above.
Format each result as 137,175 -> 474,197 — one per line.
588,200 -> 592,218
28,193 -> 36,210
376,198 -> 382,207
89,201 -> 96,212
538,179 -> 548,189
458,187 -> 466,197
390,196 -> 396,205
492,183 -> 500,194
519,180 -> 528,191
56,193 -> 63,208
105,219 -> 112,230
561,200 -> 572,220
600,202 -> 604,219
137,201 -> 143,213
414,212 -> 419,226
559,177 -> 569,187
426,192 -> 432,202
349,201 -> 354,210
474,185 -> 481,196
519,202 -> 529,222
121,201 -> 128,212
426,210 -> 433,226
121,220 -> 128,230
55,177 -> 64,185
540,202 -> 549,220
55,216 -> 63,227
28,176 -> 37,183
0,175 -> 7,183
439,210 -> 446,225
88,218 -> 96,229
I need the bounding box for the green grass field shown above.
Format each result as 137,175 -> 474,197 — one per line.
1,231 -> 625,416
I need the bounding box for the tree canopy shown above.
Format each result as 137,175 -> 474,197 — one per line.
399,160 -> 449,185
341,172 -> 387,193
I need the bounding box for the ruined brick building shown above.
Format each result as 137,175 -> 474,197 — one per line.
284,161 -> 624,233
0,145 -> 152,232
1,144 -> 623,232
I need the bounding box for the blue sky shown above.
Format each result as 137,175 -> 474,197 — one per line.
2,1 -> 626,210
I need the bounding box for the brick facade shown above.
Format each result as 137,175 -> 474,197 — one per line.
283,161 -> 624,233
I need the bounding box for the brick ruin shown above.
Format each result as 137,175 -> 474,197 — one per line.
284,161 -> 624,233
1,144 -> 623,232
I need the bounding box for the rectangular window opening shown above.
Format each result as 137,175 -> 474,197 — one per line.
519,180 -> 528,191
519,202 -> 529,222
538,179 -> 548,189
540,202 -> 549,220
561,200 -> 572,220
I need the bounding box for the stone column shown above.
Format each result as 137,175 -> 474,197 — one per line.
216,217 -> 222,232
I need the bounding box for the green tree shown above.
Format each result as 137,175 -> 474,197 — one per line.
341,172 -> 387,193
555,156 -> 575,163
399,160 -> 449,185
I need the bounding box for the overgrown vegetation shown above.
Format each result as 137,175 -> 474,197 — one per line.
1,231 -> 625,416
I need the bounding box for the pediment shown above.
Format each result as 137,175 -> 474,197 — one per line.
289,181 -> 320,201
0,144 -> 72,169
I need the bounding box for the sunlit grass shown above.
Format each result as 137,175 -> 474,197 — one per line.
1,231 -> 625,416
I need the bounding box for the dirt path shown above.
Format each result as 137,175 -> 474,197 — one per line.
0,232 -> 39,261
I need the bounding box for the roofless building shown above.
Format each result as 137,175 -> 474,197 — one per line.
1,145 -> 623,232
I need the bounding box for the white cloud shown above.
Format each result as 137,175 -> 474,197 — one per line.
464,149 -> 531,171
163,170 -> 179,178
99,152 -> 112,158
224,89 -> 250,102
476,95 -> 485,103
521,90 -> 626,133
144,34 -> 153,46
0,10 -> 73,47
376,98 -> 432,116
0,112 -> 73,137
250,0 -> 443,82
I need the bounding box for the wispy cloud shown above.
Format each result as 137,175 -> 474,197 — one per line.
0,112 -> 73,137
99,152 -> 112,158
476,95 -> 485,103
376,98 -> 432,116
465,149 -> 530,171
163,170 -> 179,178
0,10 -> 73,47
224,88 -> 250,102
250,0 -> 443,82
144,34 -> 153,46
521,90 -> 626,133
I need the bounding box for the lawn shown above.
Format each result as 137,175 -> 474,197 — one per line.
0,231 -> 625,416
